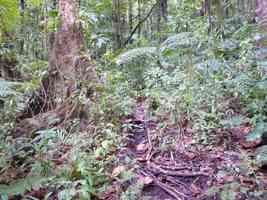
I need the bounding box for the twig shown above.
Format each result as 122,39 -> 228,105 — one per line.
141,170 -> 188,200
145,125 -> 153,161
155,179 -> 186,200
165,176 -> 189,190
152,160 -> 191,171
147,162 -> 208,177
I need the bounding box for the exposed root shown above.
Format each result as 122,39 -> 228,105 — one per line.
13,100 -> 79,137
140,170 -> 188,200
147,162 -> 208,177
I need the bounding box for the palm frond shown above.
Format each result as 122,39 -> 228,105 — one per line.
116,47 -> 157,65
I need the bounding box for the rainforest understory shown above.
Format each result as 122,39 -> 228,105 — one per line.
0,0 -> 267,200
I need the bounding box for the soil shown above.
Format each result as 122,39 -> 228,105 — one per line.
111,98 -> 267,200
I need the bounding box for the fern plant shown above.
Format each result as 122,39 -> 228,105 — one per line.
116,47 -> 157,66
116,32 -> 200,67
0,79 -> 19,98
0,176 -> 46,198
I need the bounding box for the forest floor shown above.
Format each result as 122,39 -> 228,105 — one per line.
1,96 -> 267,200
101,98 -> 267,200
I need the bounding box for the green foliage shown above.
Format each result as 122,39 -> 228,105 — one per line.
120,181 -> 144,200
246,122 -> 267,142
116,47 -> 158,66
0,0 -> 266,199
255,145 -> 267,168
0,0 -> 20,40
0,176 -> 45,197
160,32 -> 198,52
30,0 -> 43,7
0,79 -> 19,98
221,115 -> 249,128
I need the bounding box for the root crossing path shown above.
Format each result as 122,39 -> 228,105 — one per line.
118,98 -> 221,200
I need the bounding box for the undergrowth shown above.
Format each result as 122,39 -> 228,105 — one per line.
0,2 -> 267,200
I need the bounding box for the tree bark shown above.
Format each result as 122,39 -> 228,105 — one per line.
44,0 -> 94,106
138,0 -> 142,38
48,0 -> 83,97
128,0 -> 133,33
256,0 -> 267,31
15,0 -> 96,136
160,0 -> 168,22
112,0 -> 122,49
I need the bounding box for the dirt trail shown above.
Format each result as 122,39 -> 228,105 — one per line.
104,98 -> 267,200
121,99 -> 217,200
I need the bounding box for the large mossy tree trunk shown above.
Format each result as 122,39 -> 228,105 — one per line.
45,0 -> 87,105
15,0 -> 96,136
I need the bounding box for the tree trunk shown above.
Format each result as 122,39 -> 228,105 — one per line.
128,0 -> 133,33
112,0 -> 122,49
156,0 -> 161,39
46,0 -> 84,102
138,0 -> 142,38
160,0 -> 168,22
15,0 -> 96,136
19,0 -> 25,53
256,0 -> 267,31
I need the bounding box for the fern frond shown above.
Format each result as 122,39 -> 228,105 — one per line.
116,47 -> 157,65
0,79 -> 19,97
0,176 -> 45,196
160,32 -> 198,53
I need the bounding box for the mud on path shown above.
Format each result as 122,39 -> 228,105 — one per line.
108,98 -> 264,200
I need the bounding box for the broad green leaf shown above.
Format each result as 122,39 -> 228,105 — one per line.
29,0 -> 43,7
221,115 -> 249,128
246,122 -> 267,142
255,145 -> 267,167
217,39 -> 239,52
255,78 -> 267,90
220,189 -> 236,200
0,176 -> 44,196
48,10 -> 58,18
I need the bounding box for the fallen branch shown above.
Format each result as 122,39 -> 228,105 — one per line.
147,162 -> 208,177
140,170 -> 188,200
145,123 -> 153,161
152,160 -> 191,171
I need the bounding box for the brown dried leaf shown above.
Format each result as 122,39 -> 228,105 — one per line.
240,138 -> 262,149
239,176 -> 255,188
136,143 -> 148,151
231,126 -> 251,138
218,175 -> 235,184
185,151 -> 196,160
112,165 -> 126,177
190,183 -> 201,195
140,176 -> 153,185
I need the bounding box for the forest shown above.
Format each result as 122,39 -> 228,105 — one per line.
0,0 -> 267,199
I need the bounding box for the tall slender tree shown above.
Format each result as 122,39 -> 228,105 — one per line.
128,0 -> 133,33
112,0 -> 122,49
